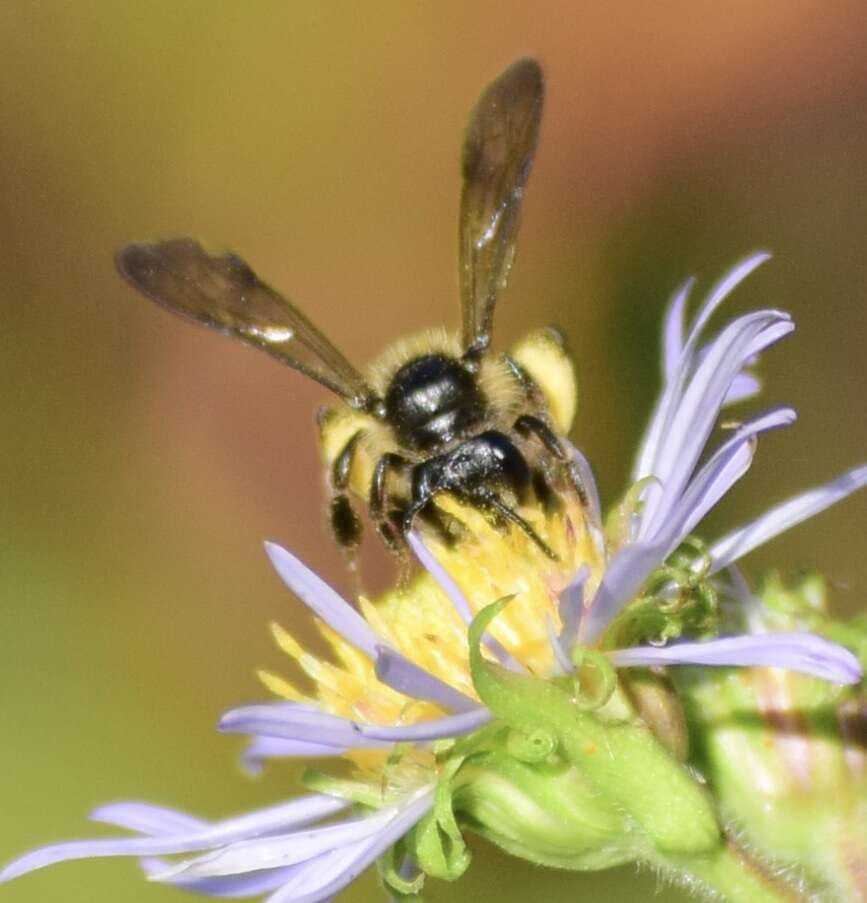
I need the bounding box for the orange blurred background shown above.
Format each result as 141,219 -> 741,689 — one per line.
2,3 -> 866,900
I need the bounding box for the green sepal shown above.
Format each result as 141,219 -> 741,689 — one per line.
604,537 -> 719,649
468,598 -> 720,856
377,840 -> 424,901
570,647 -> 617,710
410,758 -> 471,881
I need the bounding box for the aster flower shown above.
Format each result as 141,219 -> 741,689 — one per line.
3,255 -> 865,901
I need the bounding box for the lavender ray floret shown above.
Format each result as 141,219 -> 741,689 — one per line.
724,371 -> 761,405
242,736 -> 348,775
709,463 -> 867,574
352,707 -> 492,742
641,311 -> 793,537
659,407 -> 797,553
156,807 -> 399,879
579,542 -> 667,645
662,277 -> 694,381
0,794 -> 348,882
218,704 -> 393,749
564,442 -> 603,536
610,632 -> 863,684
545,615 -> 574,674
262,788 -> 434,903
91,802 -> 206,835
266,542 -> 475,707
264,542 -> 380,658
558,564 -> 589,655
633,253 -> 771,483
374,645 -> 480,712
140,857 -> 300,898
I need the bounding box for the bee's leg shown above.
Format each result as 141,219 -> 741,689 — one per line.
514,414 -> 588,507
531,466 -> 561,516
328,430 -> 364,557
503,354 -> 548,411
370,453 -> 410,556
470,485 -> 558,561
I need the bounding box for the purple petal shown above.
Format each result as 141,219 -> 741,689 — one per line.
158,807 -> 400,879
218,704 -> 393,750
564,442 -> 603,535
264,542 -> 380,659
658,407 -> 797,553
579,542 -> 667,645
662,277 -> 694,381
374,646 -> 479,713
0,795 -> 348,882
558,564 -> 589,655
141,857 -> 298,898
724,371 -> 761,405
639,310 -> 793,539
610,633 -> 863,684
581,408 -> 796,645
709,463 -> 867,573
687,253 -> 772,351
90,802 -> 206,835
266,543 -> 473,709
262,788 -> 434,903
407,532 -> 523,672
352,707 -> 492,742
242,736 -> 348,775
633,253 -> 772,484
546,616 -> 573,673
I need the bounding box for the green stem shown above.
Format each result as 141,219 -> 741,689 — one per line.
657,839 -> 802,903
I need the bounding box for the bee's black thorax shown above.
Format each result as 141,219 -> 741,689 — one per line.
384,353 -> 487,454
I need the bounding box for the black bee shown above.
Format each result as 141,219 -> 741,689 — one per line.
117,58 -> 583,561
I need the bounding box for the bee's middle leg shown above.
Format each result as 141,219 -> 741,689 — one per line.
370,453 -> 411,557
328,430 -> 365,555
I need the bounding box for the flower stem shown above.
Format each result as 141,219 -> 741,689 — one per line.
658,838 -> 802,902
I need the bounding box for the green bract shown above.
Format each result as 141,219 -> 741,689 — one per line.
393,599 -> 813,901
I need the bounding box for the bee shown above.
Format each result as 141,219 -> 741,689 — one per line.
116,58 -> 583,562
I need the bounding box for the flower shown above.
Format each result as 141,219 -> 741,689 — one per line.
3,255 -> 865,901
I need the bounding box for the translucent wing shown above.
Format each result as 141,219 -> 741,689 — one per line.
459,58 -> 544,356
117,239 -> 376,409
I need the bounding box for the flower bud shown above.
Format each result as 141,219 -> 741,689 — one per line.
675,572 -> 867,899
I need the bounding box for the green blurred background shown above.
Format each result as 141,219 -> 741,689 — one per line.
2,3 -> 866,901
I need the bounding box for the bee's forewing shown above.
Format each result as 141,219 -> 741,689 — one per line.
117,239 -> 376,409
458,58 -> 544,356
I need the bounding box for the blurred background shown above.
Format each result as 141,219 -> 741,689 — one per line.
2,3 -> 866,900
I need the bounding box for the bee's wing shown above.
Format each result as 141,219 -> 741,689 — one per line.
117,239 -> 376,409
458,58 -> 544,356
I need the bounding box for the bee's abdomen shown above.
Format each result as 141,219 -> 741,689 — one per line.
384,353 -> 486,453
